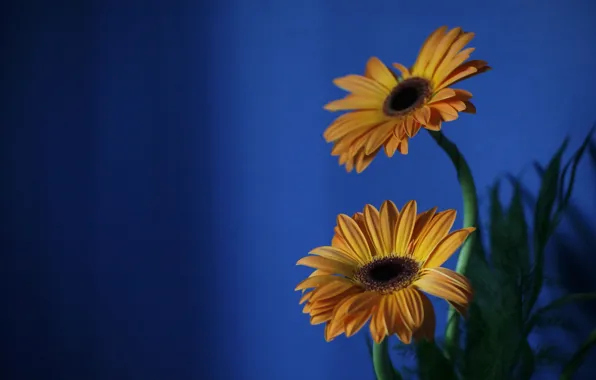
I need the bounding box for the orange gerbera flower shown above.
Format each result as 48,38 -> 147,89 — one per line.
295,200 -> 475,344
323,26 -> 491,173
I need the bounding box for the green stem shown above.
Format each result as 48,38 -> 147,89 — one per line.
373,338 -> 398,380
427,130 -> 480,359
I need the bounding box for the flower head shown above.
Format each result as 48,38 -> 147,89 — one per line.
296,200 -> 475,344
324,26 -> 491,172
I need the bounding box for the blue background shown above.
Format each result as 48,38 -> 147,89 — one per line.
2,0 -> 596,379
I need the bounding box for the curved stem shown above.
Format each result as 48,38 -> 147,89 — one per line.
427,130 -> 480,359
373,338 -> 399,380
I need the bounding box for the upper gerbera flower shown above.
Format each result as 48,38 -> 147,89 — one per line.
295,200 -> 475,344
323,26 -> 491,173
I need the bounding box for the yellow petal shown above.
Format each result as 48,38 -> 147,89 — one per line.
379,200 -> 399,255
424,227 -> 475,268
413,210 -> 457,261
337,214 -> 373,262
394,200 -> 417,255
414,268 -> 473,305
296,256 -> 355,277
333,74 -> 390,99
365,57 -> 398,90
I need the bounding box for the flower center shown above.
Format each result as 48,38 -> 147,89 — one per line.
354,256 -> 420,294
383,77 -> 431,116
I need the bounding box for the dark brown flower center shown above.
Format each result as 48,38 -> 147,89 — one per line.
354,256 -> 420,294
383,77 -> 431,116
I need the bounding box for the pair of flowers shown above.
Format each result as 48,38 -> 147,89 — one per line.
295,26 -> 490,344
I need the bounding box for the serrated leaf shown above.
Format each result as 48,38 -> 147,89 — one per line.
560,329 -> 596,380
415,340 -> 457,380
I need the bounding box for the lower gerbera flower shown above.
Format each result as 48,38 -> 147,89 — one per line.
323,26 -> 491,173
295,200 -> 475,343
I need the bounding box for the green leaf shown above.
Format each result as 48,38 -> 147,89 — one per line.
525,138 -> 568,319
526,293 -> 596,335
560,329 -> 596,380
506,178 -> 531,279
515,339 -> 536,380
556,126 -> 595,221
415,340 -> 457,380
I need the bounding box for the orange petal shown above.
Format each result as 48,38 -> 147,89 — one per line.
369,296 -> 388,343
364,121 -> 394,155
379,200 -> 399,255
323,111 -> 386,142
424,27 -> 462,79
428,88 -> 456,104
411,207 -> 438,247
333,74 -> 390,99
462,101 -> 476,114
299,291 -> 313,305
412,26 -> 448,76
423,109 -> 442,131
413,292 -> 436,342
295,275 -> 348,291
345,309 -> 374,337
448,301 -> 469,318
392,62 -> 411,79
423,227 -> 476,268
396,288 -> 424,332
414,268 -> 473,305
412,210 -> 457,261
355,148 -> 379,173
365,57 -> 398,90
389,293 -> 413,344
433,32 -> 475,84
397,138 -> 409,154
296,255 -> 355,277
394,200 -> 417,255
384,135 -> 400,158
431,103 -> 459,122
453,89 -> 473,101
363,205 -> 384,256
310,246 -> 362,266
337,214 -> 373,262
324,94 -> 383,111
434,47 -> 475,86
414,106 -> 431,126
446,100 -> 467,112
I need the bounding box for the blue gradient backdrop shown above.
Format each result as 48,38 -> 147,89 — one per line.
2,0 -> 596,379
